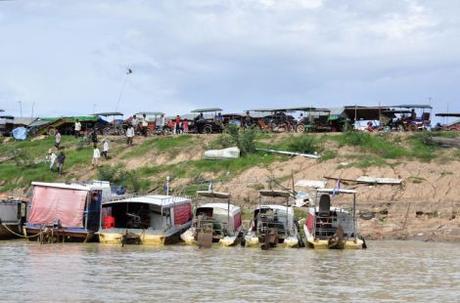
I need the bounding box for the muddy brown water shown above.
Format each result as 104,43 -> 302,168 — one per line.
0,240 -> 458,302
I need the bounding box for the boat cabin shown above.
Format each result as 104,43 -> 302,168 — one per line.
99,195 -> 193,245
25,181 -> 111,242
304,188 -> 365,249
0,199 -> 27,239
245,190 -> 299,249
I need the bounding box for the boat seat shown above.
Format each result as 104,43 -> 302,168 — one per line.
318,194 -> 331,217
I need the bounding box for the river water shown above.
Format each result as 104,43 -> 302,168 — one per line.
0,240 -> 458,303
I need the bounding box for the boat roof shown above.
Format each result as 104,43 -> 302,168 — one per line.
197,190 -> 230,199
317,188 -> 357,194
198,202 -> 240,213
103,195 -> 191,207
259,190 -> 291,198
31,181 -> 107,191
191,108 -> 223,113
94,112 -> 124,117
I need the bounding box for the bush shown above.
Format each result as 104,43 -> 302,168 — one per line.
9,149 -> 36,168
209,125 -> 257,156
286,135 -> 319,154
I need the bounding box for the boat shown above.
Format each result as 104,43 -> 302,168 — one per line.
181,190 -> 243,247
304,188 -> 366,249
0,199 -> 27,239
99,195 -> 193,245
244,190 -> 301,249
25,181 -> 112,242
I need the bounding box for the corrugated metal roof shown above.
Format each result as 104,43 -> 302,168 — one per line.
13,117 -> 38,126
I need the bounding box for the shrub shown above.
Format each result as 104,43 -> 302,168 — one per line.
286,135 -> 319,154
209,125 -> 257,156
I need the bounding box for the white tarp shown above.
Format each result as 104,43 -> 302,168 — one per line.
204,147 -> 240,160
356,176 -> 402,185
295,180 -> 327,189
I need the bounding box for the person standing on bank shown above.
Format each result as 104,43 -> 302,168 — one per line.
55,131 -> 61,149
57,150 -> 65,175
142,113 -> 148,137
126,125 -> 135,146
102,139 -> 109,159
175,115 -> 181,135
92,145 -> 101,168
74,119 -> 81,138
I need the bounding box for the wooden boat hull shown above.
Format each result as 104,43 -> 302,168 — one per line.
304,229 -> 364,249
181,227 -> 240,247
24,227 -> 96,242
99,227 -> 187,245
0,224 -> 22,240
244,232 -> 299,248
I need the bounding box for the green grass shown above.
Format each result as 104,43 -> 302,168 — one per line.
122,135 -> 194,159
329,131 -> 440,162
0,135 -> 95,191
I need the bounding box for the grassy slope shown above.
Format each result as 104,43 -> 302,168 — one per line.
0,131 -> 456,193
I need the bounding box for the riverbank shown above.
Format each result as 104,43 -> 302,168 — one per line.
1,131 -> 459,242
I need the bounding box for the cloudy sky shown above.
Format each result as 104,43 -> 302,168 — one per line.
0,0 -> 459,118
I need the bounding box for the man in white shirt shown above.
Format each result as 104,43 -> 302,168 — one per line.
74,119 -> 81,137
141,113 -> 149,137
126,126 -> 134,146
102,139 -> 109,159
55,131 -> 61,148
92,146 -> 101,168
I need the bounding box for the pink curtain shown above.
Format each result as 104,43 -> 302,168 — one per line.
28,186 -> 88,227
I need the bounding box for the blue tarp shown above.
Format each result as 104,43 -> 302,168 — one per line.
12,127 -> 28,140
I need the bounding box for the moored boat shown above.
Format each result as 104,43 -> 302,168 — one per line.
25,181 -> 111,242
99,195 -> 193,245
0,199 -> 27,239
244,190 -> 301,249
181,191 -> 242,247
304,188 -> 365,249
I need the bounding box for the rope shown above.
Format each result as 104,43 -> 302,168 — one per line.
1,223 -> 42,239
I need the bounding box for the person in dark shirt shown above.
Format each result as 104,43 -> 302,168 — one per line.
57,151 -> 66,175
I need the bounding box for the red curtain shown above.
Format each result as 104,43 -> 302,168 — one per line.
28,186 -> 88,227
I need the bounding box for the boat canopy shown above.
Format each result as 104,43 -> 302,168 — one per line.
197,190 -> 230,199
317,188 -> 357,194
198,203 -> 240,215
259,190 -> 291,198
103,195 -> 191,207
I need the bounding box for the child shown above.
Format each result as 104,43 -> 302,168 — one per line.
49,150 -> 57,171
183,118 -> 189,133
92,146 -> 101,168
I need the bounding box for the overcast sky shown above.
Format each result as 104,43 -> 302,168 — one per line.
0,0 -> 459,118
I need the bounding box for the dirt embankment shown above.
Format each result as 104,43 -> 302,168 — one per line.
214,155 -> 460,242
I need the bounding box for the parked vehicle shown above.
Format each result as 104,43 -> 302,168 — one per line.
99,195 -> 193,245
190,108 -> 225,134
295,108 -> 346,132
244,190 -> 301,249
181,191 -> 243,247
0,115 -> 14,137
0,199 -> 27,239
94,112 -> 126,136
25,181 -> 111,242
304,188 -> 365,249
